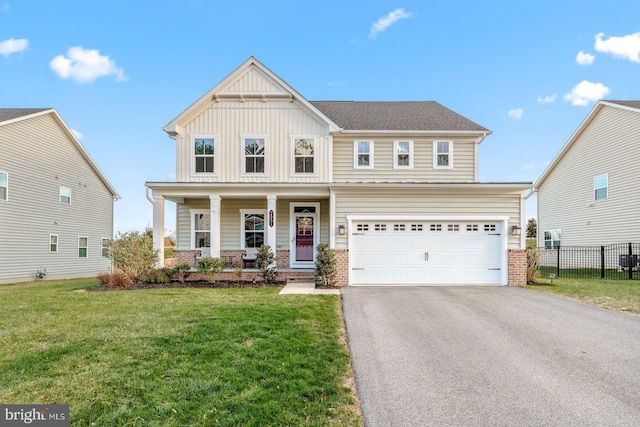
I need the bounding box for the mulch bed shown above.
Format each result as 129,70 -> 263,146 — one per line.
88,280 -> 285,291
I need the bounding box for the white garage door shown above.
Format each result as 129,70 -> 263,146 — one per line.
350,220 -> 504,285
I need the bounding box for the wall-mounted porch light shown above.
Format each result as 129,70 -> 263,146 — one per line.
511,225 -> 521,236
338,225 -> 346,236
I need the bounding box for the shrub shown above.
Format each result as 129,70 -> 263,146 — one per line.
315,243 -> 337,287
97,271 -> 133,289
171,262 -> 192,283
107,228 -> 159,283
233,267 -> 243,283
97,272 -> 111,286
196,257 -> 225,281
144,268 -> 171,284
256,245 -> 277,284
527,248 -> 541,284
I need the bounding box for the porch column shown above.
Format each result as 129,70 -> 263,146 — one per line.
267,194 -> 277,260
152,195 -> 165,267
209,194 -> 221,257
329,189 -> 336,249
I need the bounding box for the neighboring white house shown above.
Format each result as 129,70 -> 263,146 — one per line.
146,57 -> 530,286
536,100 -> 640,248
0,108 -> 120,284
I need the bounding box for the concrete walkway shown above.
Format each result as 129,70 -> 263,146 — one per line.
279,281 -> 340,295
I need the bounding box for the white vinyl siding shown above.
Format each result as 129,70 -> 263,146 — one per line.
0,171 -> 7,200
538,105 -> 640,245
0,113 -> 115,284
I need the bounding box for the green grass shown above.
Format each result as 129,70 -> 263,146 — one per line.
525,276 -> 640,315
0,279 -> 362,426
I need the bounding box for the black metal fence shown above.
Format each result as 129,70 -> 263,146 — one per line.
538,243 -> 640,280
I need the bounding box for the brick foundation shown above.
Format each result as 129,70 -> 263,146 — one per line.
508,249 -> 527,286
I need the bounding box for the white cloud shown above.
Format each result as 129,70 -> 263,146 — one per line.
563,80 -> 610,106
594,32 -> 640,63
50,46 -> 126,84
523,162 -> 536,171
508,108 -> 524,120
576,51 -> 595,65
537,94 -> 557,104
369,8 -> 412,39
71,128 -> 84,140
0,38 -> 28,57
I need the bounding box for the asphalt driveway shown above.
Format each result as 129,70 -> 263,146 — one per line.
341,286 -> 640,427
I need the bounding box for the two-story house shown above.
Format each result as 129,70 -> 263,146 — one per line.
146,57 -> 530,286
0,108 -> 119,284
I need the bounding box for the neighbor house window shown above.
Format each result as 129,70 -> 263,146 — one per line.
293,138 -> 315,174
594,174 -> 608,201
243,137 -> 266,174
50,235 -> 58,253
194,137 -> 215,174
78,237 -> 88,258
0,171 -> 7,201
192,211 -> 210,249
101,238 -> 110,257
394,140 -> 413,168
60,186 -> 71,204
354,140 -> 373,168
241,210 -> 266,249
544,230 -> 561,249
434,141 -> 452,168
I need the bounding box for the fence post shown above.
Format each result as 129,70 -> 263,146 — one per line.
601,246 -> 605,279
556,244 -> 561,278
629,243 -> 633,280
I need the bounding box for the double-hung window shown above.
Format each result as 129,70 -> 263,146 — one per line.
394,140 -> 413,169
594,174 -> 608,201
50,235 -> 58,253
434,141 -> 453,168
0,171 -> 7,201
102,238 -> 110,257
192,210 -> 210,249
78,237 -> 88,258
293,138 -> 315,174
544,230 -> 561,249
354,140 -> 373,168
60,186 -> 71,204
194,137 -> 215,174
243,137 -> 266,174
241,210 -> 266,249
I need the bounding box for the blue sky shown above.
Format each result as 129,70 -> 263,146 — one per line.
2,1 -> 640,233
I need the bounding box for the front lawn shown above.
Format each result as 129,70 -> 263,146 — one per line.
0,279 -> 362,426
525,277 -> 640,315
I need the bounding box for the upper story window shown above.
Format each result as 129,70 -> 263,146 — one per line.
594,174 -> 608,201
293,138 -> 315,174
434,141 -> 453,169
194,137 -> 215,174
0,171 -> 7,201
394,140 -> 413,169
243,137 -> 266,174
60,186 -> 71,204
354,140 -> 373,168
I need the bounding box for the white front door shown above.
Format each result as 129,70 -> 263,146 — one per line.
290,203 -> 319,268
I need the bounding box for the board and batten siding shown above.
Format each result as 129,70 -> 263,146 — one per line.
176,198 -> 329,251
332,135 -> 477,182
537,105 -> 640,246
0,113 -> 114,284
175,100 -> 332,183
333,188 -> 523,250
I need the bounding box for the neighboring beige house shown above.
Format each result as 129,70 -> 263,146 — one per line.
146,57 -> 530,286
0,108 -> 119,284
536,100 -> 640,248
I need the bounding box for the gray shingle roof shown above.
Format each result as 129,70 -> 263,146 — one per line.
0,108 -> 50,123
310,101 -> 489,132
605,100 -> 640,110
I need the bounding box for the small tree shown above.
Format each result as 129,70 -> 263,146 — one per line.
315,243 -> 337,287
108,229 -> 159,283
256,245 -> 277,284
233,267 -> 243,283
172,262 -> 192,283
526,218 -> 537,239
196,257 -> 225,282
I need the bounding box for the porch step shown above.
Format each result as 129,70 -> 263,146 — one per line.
286,276 -> 316,282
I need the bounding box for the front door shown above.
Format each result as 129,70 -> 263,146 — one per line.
290,204 -> 319,268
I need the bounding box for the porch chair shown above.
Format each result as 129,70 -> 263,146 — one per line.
242,248 -> 258,268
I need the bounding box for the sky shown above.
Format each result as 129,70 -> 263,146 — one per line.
2,0 -> 640,234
